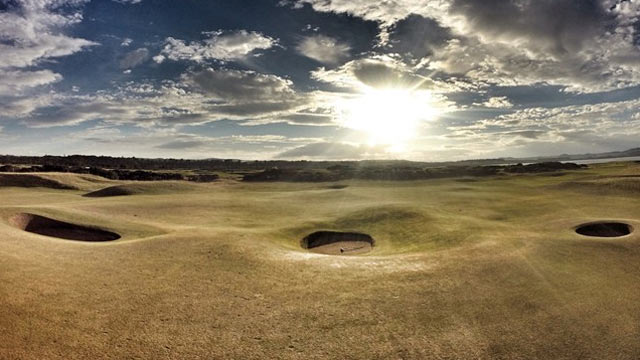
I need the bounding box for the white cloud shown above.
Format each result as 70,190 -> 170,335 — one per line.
120,38 -> 133,46
476,96 -> 513,109
157,30 -> 277,63
0,1 -> 97,69
0,0 -> 97,114
0,70 -> 62,96
446,98 -> 640,156
287,0 -> 448,28
152,54 -> 166,63
296,35 -> 350,64
12,68 -> 329,128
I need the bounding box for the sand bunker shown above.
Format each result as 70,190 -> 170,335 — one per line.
83,185 -> 137,197
301,231 -> 374,255
575,221 -> 633,238
9,213 -> 120,241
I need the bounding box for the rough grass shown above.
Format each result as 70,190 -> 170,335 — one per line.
1,163 -> 640,358
557,177 -> 640,195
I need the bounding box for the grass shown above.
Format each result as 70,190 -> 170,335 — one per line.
1,162 -> 640,358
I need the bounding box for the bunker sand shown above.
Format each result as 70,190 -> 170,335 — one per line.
308,241 -> 373,255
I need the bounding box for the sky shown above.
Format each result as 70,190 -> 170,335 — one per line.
0,0 -> 639,161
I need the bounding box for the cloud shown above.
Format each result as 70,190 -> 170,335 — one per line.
156,139 -> 205,149
447,0 -> 610,56
0,1 -> 97,69
292,0 -> 640,92
476,96 -> 513,109
446,98 -> 640,155
286,0 -> 448,28
0,0 -> 96,115
183,68 -> 296,101
156,30 -> 277,63
0,70 -> 62,96
4,0 -> 639,161
296,35 -> 350,64
152,54 -> 165,63
501,130 -> 546,140
12,68 -> 328,127
387,14 -> 451,59
277,142 -> 389,159
429,0 -> 640,92
311,55 -> 439,90
279,112 -> 334,125
119,48 -> 149,69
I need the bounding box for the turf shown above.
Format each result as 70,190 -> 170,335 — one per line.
1,162 -> 640,359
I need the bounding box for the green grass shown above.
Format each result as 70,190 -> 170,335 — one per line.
1,162 -> 640,358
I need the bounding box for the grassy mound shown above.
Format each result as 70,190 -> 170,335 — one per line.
83,182 -> 201,197
280,205 -> 449,254
0,174 -> 77,189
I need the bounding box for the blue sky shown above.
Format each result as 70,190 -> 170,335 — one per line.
1,0 -> 639,160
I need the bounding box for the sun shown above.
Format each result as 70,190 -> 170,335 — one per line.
336,87 -> 440,151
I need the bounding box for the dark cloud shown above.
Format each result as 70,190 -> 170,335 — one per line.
449,0 -> 612,55
352,61 -> 420,88
387,15 -> 451,59
156,139 -> 205,149
210,101 -> 304,116
502,130 -> 546,139
279,113 -> 334,125
184,68 -> 295,101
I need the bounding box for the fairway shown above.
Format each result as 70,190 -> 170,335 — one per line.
1,162 -> 640,359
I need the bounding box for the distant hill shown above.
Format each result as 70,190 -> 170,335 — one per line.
522,148 -> 640,162
0,147 -> 638,171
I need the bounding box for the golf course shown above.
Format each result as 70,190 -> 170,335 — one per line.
0,161 -> 639,359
